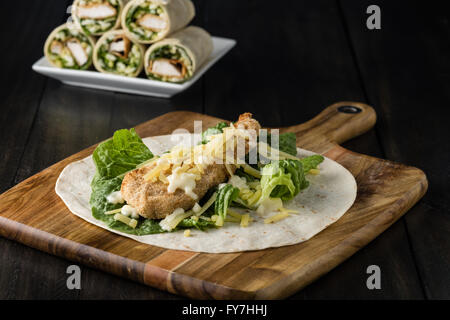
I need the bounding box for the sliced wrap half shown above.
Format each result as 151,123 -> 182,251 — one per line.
121,0 -> 195,44
44,23 -> 95,70
144,26 -> 213,83
72,0 -> 125,36
93,30 -> 145,77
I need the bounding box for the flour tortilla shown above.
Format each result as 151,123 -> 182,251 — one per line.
121,0 -> 195,44
144,26 -> 213,77
55,134 -> 357,253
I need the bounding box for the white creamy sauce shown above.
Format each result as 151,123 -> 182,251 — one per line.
228,175 -> 248,190
106,190 -> 124,204
167,167 -> 198,200
121,205 -> 139,219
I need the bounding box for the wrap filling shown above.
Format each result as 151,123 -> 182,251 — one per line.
125,1 -> 166,41
97,33 -> 142,76
147,45 -> 193,82
76,0 -> 121,35
47,28 -> 92,69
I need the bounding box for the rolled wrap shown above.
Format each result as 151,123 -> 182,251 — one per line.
121,0 -> 195,44
44,23 -> 95,70
144,26 -> 213,83
72,0 -> 125,36
93,30 -> 145,77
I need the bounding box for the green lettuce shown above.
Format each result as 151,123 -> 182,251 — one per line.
90,128 -> 216,235
268,132 -> 297,156
260,159 -> 305,201
201,122 -> 229,144
299,155 -> 325,173
215,184 -> 239,221
93,128 -> 153,179
260,155 -> 324,202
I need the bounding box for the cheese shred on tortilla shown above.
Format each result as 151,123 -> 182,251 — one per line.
264,212 -> 290,224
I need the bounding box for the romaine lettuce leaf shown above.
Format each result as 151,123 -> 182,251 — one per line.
214,184 -> 239,220
299,155 -> 325,173
260,155 -> 324,202
260,159 -> 306,201
201,122 -> 229,144
268,132 -> 297,156
93,128 -> 153,179
90,128 -> 215,235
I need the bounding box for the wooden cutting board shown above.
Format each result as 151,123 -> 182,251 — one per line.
0,101 -> 427,299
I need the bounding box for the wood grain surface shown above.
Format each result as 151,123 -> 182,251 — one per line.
0,101 -> 427,299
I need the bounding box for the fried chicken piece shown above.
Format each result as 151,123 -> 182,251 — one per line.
235,112 -> 261,132
121,113 -> 261,219
121,163 -> 230,219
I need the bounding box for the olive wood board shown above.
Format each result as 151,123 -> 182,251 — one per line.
0,101 -> 428,299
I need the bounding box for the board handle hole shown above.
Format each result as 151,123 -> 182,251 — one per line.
338,106 -> 362,114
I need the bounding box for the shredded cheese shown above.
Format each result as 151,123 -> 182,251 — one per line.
215,215 -> 224,227
194,192 -> 217,216
264,212 -> 290,224
242,164 -> 261,179
136,157 -> 158,169
247,189 -> 262,206
280,207 -> 300,214
105,208 -> 122,215
225,216 -> 241,223
227,209 -> 242,219
113,213 -> 138,229
159,208 -> 193,231
240,214 -> 250,227
128,219 -> 138,229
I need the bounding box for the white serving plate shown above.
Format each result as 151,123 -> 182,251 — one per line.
32,36 -> 236,98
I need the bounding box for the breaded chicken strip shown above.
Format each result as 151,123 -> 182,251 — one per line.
121,113 -> 261,219
121,163 -> 230,219
235,112 -> 260,132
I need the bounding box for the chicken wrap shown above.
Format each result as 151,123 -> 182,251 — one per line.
144,26 -> 213,83
55,113 -> 357,253
93,30 -> 145,77
121,0 -> 195,44
71,0 -> 125,36
44,23 -> 95,70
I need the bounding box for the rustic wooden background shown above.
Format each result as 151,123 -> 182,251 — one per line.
0,0 -> 449,299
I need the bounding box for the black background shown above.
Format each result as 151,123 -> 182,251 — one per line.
0,0 -> 449,299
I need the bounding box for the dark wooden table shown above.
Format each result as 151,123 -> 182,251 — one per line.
1,0 -> 449,299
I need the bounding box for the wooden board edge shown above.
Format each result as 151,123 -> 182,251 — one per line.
0,214 -> 255,299
252,167 -> 428,299
0,215 -> 148,283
